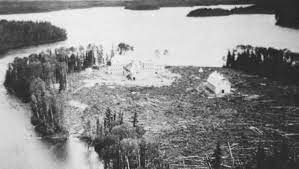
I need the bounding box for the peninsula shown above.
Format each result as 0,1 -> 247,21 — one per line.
0,20 -> 67,54
4,43 -> 299,168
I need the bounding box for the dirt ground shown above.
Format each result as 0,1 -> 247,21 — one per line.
62,66 -> 299,168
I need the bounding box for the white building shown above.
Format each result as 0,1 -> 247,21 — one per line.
106,64 -> 125,74
123,60 -> 142,80
141,62 -> 164,73
206,71 -> 231,95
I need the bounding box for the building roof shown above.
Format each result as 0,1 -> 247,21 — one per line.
123,60 -> 141,72
207,71 -> 230,87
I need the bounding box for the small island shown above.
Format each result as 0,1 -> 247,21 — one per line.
187,8 -> 231,17
0,20 -> 67,54
187,5 -> 273,17
187,0 -> 299,29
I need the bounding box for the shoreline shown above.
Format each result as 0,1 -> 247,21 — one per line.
0,37 -> 67,56
0,20 -> 67,55
187,5 -> 274,17
0,1 -> 253,15
3,42 -> 299,167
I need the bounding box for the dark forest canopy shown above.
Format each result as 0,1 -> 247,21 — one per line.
4,44 -> 101,136
254,0 -> 299,28
4,51 -> 69,136
88,107 -> 168,169
187,5 -> 273,17
224,45 -> 299,84
187,0 -> 299,28
4,43 -> 130,137
187,8 -> 231,17
0,0 -> 254,14
274,0 -> 299,28
0,19 -> 67,54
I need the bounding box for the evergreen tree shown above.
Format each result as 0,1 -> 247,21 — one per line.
96,118 -> 102,138
104,107 -> 113,132
132,111 -> 138,127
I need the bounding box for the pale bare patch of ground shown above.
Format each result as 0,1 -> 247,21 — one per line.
72,67 -> 180,92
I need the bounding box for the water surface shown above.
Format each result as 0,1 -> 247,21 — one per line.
0,5 -> 299,169
1,5 -> 299,66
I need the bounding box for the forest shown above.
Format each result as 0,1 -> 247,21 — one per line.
274,0 -> 299,28
4,43 -> 132,136
225,45 -> 299,85
0,20 -> 67,54
3,42 -> 169,167
82,108 -> 168,169
187,0 -> 299,28
4,51 -> 69,136
187,5 -> 273,17
83,107 -> 299,169
254,0 -> 299,28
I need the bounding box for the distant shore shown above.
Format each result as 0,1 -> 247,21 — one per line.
124,2 -> 161,11
187,5 -> 273,17
0,20 -> 67,54
0,0 -> 254,15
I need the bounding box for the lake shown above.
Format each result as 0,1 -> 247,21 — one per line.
0,5 -> 299,169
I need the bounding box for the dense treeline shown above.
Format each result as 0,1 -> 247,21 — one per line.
254,0 -> 299,28
225,45 -> 299,84
4,43 -> 125,136
274,0 -> 299,28
4,51 -> 69,136
0,1 -> 126,15
187,0 -> 299,28
124,1 -> 160,10
187,8 -> 231,17
83,108 -> 168,169
209,140 -> 299,169
187,5 -> 273,17
187,5 -> 274,17
0,20 -> 67,54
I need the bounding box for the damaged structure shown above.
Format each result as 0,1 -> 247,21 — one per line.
107,54 -> 165,80
123,60 -> 142,80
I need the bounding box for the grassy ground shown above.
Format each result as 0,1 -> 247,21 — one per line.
63,66 -> 299,168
